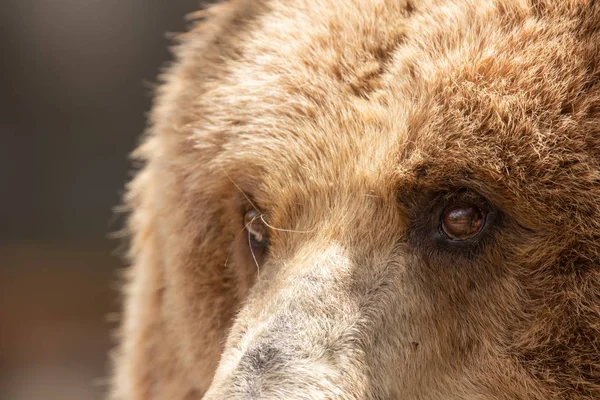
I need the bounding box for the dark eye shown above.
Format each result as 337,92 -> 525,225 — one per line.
244,209 -> 269,250
440,203 -> 486,240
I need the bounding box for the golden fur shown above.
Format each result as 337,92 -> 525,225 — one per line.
111,0 -> 600,398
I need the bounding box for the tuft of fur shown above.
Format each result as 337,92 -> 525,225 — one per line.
111,0 -> 600,399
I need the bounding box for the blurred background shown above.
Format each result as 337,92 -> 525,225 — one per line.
0,1 -> 207,398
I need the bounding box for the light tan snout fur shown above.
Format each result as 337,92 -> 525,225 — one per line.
111,0 -> 600,399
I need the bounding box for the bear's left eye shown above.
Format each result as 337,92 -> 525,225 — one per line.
244,209 -> 269,251
440,203 -> 486,240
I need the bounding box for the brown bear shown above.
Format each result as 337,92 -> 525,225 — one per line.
110,0 -> 600,399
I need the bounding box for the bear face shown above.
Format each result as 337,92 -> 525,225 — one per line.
111,0 -> 600,399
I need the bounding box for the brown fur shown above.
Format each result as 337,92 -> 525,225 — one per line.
110,0 -> 600,399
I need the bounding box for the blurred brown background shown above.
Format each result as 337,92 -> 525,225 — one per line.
0,1 -> 207,399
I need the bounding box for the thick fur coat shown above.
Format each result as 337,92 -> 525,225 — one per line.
111,0 -> 600,399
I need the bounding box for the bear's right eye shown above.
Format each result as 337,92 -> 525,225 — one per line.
244,209 -> 270,253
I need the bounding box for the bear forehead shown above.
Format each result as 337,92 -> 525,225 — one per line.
187,0 -> 599,226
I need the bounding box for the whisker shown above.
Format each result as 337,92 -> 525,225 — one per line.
218,161 -> 313,236
224,211 -> 265,268
259,215 -> 315,234
223,221 -> 252,271
218,161 -> 259,212
248,214 -> 262,276
217,160 -> 261,278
